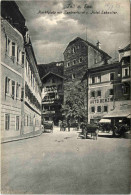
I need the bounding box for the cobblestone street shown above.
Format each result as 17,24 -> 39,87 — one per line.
1,127 -> 130,194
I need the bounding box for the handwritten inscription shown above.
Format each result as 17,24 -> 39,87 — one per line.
37,2 -> 119,15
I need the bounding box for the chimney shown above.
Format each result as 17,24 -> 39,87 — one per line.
96,41 -> 101,49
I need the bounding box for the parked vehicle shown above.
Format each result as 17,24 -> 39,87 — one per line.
81,123 -> 99,140
113,123 -> 130,137
43,120 -> 53,132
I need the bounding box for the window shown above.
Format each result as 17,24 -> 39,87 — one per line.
21,87 -> 24,101
97,90 -> 101,97
79,57 -> 82,63
73,60 -> 76,65
17,48 -> 19,62
12,42 -> 15,57
91,91 -> 95,98
109,89 -> 114,95
104,106 -> 108,112
22,52 -> 25,64
72,47 -> 76,53
72,74 -> 75,80
67,62 -> 70,67
16,83 -> 20,99
123,86 -> 129,95
5,114 -> 10,130
91,107 -> 95,113
6,38 -> 11,55
124,68 -> 129,77
110,73 -> 115,81
11,81 -> 15,99
27,115 -> 28,126
92,77 -> 95,84
97,106 -> 101,112
16,116 -> 20,131
5,77 -> 10,94
97,76 -> 101,83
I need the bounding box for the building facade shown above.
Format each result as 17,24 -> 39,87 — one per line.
88,62 -> 122,123
1,1 -> 42,139
118,44 -> 130,101
41,72 -> 64,125
63,37 -> 111,102
82,44 -> 131,123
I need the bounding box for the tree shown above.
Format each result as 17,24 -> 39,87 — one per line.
62,82 -> 87,126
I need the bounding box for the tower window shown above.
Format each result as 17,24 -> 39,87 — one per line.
72,47 -> 76,53
72,74 -> 75,80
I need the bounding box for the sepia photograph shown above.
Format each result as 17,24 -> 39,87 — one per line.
1,0 -> 130,194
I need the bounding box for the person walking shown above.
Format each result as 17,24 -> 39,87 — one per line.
67,119 -> 70,132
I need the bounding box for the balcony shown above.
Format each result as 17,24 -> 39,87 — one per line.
42,110 -> 55,114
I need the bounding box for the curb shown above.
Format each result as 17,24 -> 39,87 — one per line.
1,132 -> 42,144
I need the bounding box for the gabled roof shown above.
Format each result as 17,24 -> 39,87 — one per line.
41,71 -> 64,80
64,37 -> 111,59
118,44 -> 130,52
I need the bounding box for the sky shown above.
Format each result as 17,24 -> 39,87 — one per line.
16,0 -> 130,64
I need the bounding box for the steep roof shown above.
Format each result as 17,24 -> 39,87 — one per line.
64,37 -> 111,59
41,71 -> 64,81
118,44 -> 130,52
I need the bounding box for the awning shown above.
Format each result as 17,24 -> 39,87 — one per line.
99,119 -> 111,123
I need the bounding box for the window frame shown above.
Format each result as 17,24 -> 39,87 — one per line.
5,114 -> 10,130
91,106 -> 95,113
12,42 -> 15,57
16,116 -> 20,131
104,106 -> 108,112
97,90 -> 101,97
97,106 -> 101,113
109,89 -> 114,96
124,67 -> 129,77
110,72 -> 115,81
5,77 -> 11,95
11,80 -> 15,99
92,76 -> 95,84
91,91 -> 95,98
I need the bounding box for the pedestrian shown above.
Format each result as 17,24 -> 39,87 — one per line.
67,119 -> 70,132
60,120 -> 63,131
63,120 -> 66,131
